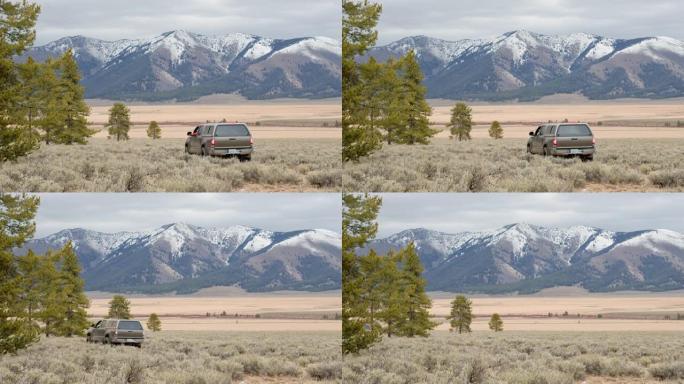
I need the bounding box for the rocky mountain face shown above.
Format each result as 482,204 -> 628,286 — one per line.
364,223 -> 684,293
19,223 -> 341,293
365,30 -> 684,100
21,30 -> 341,101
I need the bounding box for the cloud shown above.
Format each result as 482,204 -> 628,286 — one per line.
374,193 -> 683,237
33,193 -> 340,237
33,0 -> 340,44
375,0 -> 684,44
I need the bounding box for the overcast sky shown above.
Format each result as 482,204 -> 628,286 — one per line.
375,193 -> 684,237
33,0 -> 340,45
375,0 -> 684,45
33,193 -> 340,237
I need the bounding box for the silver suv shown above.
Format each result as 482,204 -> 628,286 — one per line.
86,319 -> 144,348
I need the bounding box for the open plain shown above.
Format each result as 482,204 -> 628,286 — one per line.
0,98 -> 341,192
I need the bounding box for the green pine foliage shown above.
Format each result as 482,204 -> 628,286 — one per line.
393,51 -> 436,145
52,242 -> 90,337
489,120 -> 503,139
448,103 -> 473,141
106,103 -> 131,141
342,193 -> 383,354
147,313 -> 161,332
394,243 -> 435,337
447,295 -> 473,334
0,194 -> 40,353
342,0 -> 383,162
53,50 -> 94,145
147,120 -> 161,139
107,295 -> 131,319
489,313 -> 503,332
0,1 -> 41,162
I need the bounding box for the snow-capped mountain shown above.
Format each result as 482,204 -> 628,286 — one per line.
365,30 -> 684,100
364,223 -> 684,293
21,30 -> 341,101
18,223 -> 341,293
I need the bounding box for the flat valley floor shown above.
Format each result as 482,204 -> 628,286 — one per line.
0,97 -> 341,192
345,97 -> 684,192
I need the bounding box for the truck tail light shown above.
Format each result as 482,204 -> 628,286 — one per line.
552,138 -> 558,147
592,137 -> 596,145
249,136 -> 254,145
210,138 -> 216,147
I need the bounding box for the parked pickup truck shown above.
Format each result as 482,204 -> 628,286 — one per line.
527,123 -> 595,161
86,319 -> 144,348
185,123 -> 254,161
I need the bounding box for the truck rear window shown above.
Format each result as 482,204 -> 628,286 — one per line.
557,124 -> 592,137
118,321 -> 143,330
215,124 -> 249,137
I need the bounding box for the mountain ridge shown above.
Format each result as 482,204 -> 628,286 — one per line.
366,30 -> 684,100
365,223 -> 684,293
21,30 -> 341,101
18,223 -> 341,294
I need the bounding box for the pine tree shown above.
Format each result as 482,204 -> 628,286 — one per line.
0,193 -> 40,353
358,57 -> 388,145
447,103 -> 473,141
489,313 -> 503,332
376,250 -> 405,337
36,250 -> 62,337
342,193 -> 383,354
16,57 -> 44,140
342,0 -> 383,162
106,103 -> 131,141
395,243 -> 434,337
52,242 -> 89,337
147,313 -> 161,332
0,1 -> 41,162
36,58 -> 62,145
447,295 -> 473,334
54,49 -> 94,144
108,295 -> 131,319
147,121 -> 161,139
489,120 -> 503,139
394,51 -> 436,145
16,249 -> 42,331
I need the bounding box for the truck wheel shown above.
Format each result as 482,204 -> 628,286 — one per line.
526,144 -> 532,154
543,146 -> 549,157
582,155 -> 594,162
104,336 -> 111,345
185,145 -> 190,154
239,155 -> 252,162
201,146 -> 208,157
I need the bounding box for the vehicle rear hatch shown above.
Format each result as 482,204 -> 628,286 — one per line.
213,124 -> 252,148
117,321 -> 144,340
555,124 -> 594,148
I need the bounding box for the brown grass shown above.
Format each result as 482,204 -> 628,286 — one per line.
0,138 -> 341,192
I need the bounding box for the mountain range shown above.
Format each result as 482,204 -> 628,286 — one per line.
364,223 -> 684,293
366,30 -> 684,101
17,223 -> 341,294
20,30 -> 341,101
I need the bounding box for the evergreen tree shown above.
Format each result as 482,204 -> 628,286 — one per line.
147,313 -> 161,332
35,250 -> 61,337
36,58 -> 62,145
0,193 -> 40,353
489,313 -> 503,332
0,1 -> 41,161
394,51 -> 436,145
54,49 -> 94,144
342,0 -> 383,162
105,103 -> 131,141
447,103 -> 473,141
357,57 -> 388,146
16,57 -> 44,140
107,295 -> 131,319
489,120 -> 503,139
395,243 -> 434,337
147,121 -> 161,139
16,249 -> 42,331
447,295 -> 473,334
342,193 -> 382,354
53,242 -> 89,336
376,250 -> 404,337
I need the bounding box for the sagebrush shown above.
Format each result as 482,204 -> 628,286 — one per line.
344,138 -> 684,192
0,331 -> 341,384
0,138 -> 341,192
